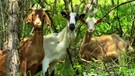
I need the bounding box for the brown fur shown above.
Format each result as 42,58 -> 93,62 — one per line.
80,17 -> 134,63
19,9 -> 51,76
0,50 -> 8,76
80,33 -> 134,62
0,9 -> 51,76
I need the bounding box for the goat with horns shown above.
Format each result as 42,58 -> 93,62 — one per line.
42,11 -> 85,76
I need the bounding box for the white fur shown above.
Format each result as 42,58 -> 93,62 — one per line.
67,12 -> 78,30
42,12 -> 78,75
69,13 -> 77,25
42,26 -> 76,75
86,17 -> 96,32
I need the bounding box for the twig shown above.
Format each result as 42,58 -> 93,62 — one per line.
75,1 -> 85,13
102,0 -> 135,19
94,0 -> 135,25
130,16 -> 135,45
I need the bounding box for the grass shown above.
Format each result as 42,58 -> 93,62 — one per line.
32,50 -> 135,76
32,0 -> 135,76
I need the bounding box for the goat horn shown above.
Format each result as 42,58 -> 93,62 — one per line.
75,4 -> 80,13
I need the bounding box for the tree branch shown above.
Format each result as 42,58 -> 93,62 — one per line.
96,0 -> 135,25
130,16 -> 135,45
102,0 -> 135,19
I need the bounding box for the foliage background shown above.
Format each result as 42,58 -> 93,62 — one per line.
0,0 -> 135,76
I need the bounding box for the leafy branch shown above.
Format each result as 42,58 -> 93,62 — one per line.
102,0 -> 135,19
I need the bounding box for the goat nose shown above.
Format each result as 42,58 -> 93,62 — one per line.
36,21 -> 40,24
88,29 -> 94,32
35,21 -> 41,25
69,24 -> 75,31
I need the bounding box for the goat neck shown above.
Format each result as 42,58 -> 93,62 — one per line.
62,26 -> 75,45
32,28 -> 43,44
81,31 -> 93,46
57,26 -> 75,46
57,26 -> 67,41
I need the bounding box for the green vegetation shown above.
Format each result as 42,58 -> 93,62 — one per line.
0,0 -> 135,76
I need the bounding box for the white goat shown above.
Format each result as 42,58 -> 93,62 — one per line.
42,11 -> 85,75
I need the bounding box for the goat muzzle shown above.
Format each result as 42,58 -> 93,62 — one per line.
69,23 -> 75,31
88,28 -> 94,33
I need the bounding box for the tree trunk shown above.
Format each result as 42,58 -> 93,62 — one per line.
0,0 -> 5,49
7,0 -> 20,76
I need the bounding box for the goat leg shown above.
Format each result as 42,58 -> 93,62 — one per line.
45,69 -> 49,76
21,60 -> 27,76
28,64 -> 39,76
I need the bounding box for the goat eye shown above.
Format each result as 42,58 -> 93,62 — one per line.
75,16 -> 79,21
43,15 -> 46,17
67,15 -> 70,20
32,14 -> 34,17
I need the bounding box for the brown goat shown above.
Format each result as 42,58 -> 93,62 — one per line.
92,34 -> 134,62
0,49 -> 10,76
0,50 -> 7,76
19,9 -> 51,76
0,8 -> 51,76
80,17 -> 134,63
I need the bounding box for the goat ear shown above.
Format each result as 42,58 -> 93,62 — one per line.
79,14 -> 85,19
61,11 -> 67,18
26,13 -> 33,23
44,13 -> 51,26
80,19 -> 86,24
95,18 -> 102,25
